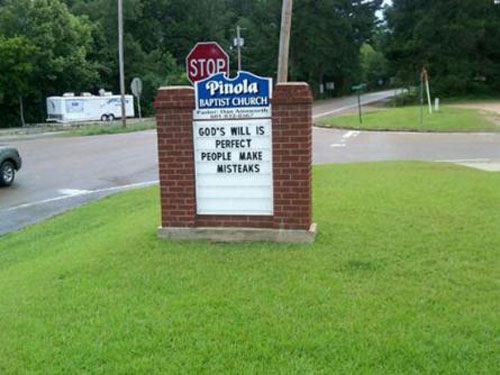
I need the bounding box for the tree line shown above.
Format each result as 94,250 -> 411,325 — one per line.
0,0 -> 382,127
3,1 -> 498,128
384,0 -> 500,96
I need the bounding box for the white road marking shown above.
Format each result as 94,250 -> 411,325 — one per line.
59,189 -> 90,196
329,130 -> 362,148
329,130 -> 361,148
8,180 -> 159,211
343,131 -> 355,139
343,130 -> 360,139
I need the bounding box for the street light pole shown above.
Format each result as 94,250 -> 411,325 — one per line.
277,0 -> 293,83
118,0 -> 126,128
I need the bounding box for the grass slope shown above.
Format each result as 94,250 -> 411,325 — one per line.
66,119 -> 156,136
1,162 -> 499,374
318,105 -> 500,132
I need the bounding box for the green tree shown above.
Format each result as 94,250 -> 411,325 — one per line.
69,0 -> 382,97
0,0 -> 385,125
235,0 -> 382,94
384,0 -> 500,95
0,36 -> 37,127
292,0 -> 382,93
360,43 -> 388,88
0,0 -> 98,124
66,0 -> 190,115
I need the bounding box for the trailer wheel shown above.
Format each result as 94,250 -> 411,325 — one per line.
100,114 -> 109,122
108,114 -> 115,122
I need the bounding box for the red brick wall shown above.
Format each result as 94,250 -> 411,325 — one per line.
154,82 -> 312,231
154,87 -> 196,228
272,83 -> 312,230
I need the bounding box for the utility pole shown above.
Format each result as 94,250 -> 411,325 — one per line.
277,0 -> 293,83
234,26 -> 246,71
118,0 -> 126,127
237,25 -> 242,71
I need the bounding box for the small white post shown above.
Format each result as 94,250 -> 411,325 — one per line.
434,98 -> 440,112
425,76 -> 432,114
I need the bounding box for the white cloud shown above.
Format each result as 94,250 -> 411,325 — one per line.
377,0 -> 393,19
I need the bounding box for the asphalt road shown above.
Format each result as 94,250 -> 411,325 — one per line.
2,89 -> 499,235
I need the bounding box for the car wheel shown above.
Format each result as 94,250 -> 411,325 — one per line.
0,161 -> 15,186
101,114 -> 109,122
108,114 -> 115,122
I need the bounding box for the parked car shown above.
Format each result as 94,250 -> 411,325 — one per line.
0,146 -> 22,186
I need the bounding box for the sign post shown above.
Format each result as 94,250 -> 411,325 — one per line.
352,84 -> 366,124
186,42 -> 230,84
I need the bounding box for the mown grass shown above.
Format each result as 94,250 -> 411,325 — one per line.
66,119 -> 156,136
318,105 -> 500,132
1,162 -> 499,374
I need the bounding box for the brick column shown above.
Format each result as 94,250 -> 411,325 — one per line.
272,83 -> 313,230
154,87 -> 196,227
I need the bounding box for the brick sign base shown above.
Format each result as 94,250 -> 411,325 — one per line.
154,83 -> 316,243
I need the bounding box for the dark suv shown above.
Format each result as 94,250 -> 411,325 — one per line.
0,146 -> 22,186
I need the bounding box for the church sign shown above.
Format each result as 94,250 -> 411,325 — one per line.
193,71 -> 273,215
155,49 -> 315,243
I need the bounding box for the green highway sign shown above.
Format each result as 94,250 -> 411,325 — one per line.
351,83 -> 366,91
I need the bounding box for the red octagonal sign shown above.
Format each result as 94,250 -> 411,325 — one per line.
186,42 -> 230,84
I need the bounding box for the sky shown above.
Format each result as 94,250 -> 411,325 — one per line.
376,0 -> 393,19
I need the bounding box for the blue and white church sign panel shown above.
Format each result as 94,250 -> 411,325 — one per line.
193,71 -> 273,216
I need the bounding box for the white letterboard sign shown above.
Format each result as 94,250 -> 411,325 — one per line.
193,72 -> 273,216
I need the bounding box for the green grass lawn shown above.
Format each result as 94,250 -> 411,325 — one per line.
66,118 -> 156,136
1,162 -> 499,374
318,105 -> 500,132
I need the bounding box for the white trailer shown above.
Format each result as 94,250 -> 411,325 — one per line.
46,92 -> 134,123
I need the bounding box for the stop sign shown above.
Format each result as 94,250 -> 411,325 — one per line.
186,42 -> 230,84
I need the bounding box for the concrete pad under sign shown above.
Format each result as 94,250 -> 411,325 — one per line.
158,223 -> 317,244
